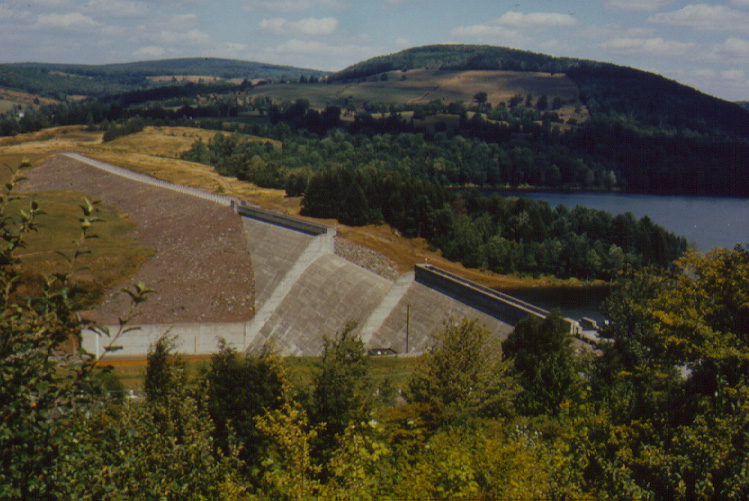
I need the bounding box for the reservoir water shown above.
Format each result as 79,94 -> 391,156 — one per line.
495,191 -> 748,322
499,191 -> 748,252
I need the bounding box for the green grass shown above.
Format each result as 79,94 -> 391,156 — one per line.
9,190 -> 153,300
107,355 -> 419,394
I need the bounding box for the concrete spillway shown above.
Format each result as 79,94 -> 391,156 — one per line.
248,253 -> 393,355
367,280 -> 515,354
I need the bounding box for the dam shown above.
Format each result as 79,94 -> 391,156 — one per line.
68,153 -> 578,358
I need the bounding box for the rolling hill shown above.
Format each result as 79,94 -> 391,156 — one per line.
0,58 -> 329,99
333,45 -> 749,139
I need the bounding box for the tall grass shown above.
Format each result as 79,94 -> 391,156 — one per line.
10,190 -> 153,302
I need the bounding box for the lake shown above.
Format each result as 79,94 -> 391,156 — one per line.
494,191 -> 748,322
498,191 -> 748,252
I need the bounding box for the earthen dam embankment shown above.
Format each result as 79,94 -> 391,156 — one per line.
66,153 -> 575,358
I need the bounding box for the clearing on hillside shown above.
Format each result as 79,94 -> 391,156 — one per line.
245,69 -> 582,110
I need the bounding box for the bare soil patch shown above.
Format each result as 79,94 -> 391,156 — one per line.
17,155 -> 255,325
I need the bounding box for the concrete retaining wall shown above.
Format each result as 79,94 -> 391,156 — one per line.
414,264 -> 580,332
82,322 -> 249,359
368,281 -> 515,354
248,254 -> 393,356
237,206 -> 334,236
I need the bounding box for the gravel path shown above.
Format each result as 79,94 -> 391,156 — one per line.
17,155 -> 255,325
334,237 -> 400,281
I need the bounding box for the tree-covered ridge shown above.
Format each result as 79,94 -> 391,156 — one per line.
333,44 -> 749,140
0,58 -> 328,99
330,44 -> 581,81
176,97 -> 748,197
568,63 -> 749,139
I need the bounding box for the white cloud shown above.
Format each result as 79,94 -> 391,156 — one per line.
450,11 -> 575,45
223,42 -> 248,52
260,16 -> 338,35
719,37 -> 749,59
85,0 -> 148,18
648,4 -> 749,32
265,38 -> 379,65
159,28 -> 211,46
598,37 -> 697,58
450,24 -> 522,41
606,0 -> 673,11
275,39 -> 341,55
577,24 -> 656,40
29,0 -> 75,8
170,13 -> 200,30
259,18 -> 286,32
729,0 -> 749,6
721,69 -> 745,81
395,37 -> 410,47
133,45 -> 165,58
244,0 -> 339,13
37,12 -> 99,29
0,4 -> 32,21
493,11 -> 578,28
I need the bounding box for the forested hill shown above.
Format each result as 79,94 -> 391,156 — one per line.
333,44 -> 749,140
330,45 -> 580,79
0,58 -> 328,99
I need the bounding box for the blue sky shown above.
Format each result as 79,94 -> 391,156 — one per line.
1,0 -> 748,101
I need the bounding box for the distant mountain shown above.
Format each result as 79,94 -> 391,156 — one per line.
333,45 -> 749,140
0,58 -> 328,99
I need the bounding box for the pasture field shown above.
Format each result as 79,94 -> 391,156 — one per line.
0,88 -> 58,108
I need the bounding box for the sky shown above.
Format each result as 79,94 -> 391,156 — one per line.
1,0 -> 748,101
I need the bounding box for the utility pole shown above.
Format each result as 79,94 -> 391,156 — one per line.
406,304 -> 410,354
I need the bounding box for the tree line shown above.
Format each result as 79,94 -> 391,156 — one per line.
3,82 -> 747,196
182,129 -> 686,280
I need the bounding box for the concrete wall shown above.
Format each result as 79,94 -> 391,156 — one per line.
248,254 -> 393,356
414,265 -> 579,332
242,217 -> 318,309
82,322 -> 249,359
238,206 -> 334,236
367,281 -> 515,354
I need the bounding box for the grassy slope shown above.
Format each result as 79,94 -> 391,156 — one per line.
1,58 -> 329,99
102,354 -> 419,393
9,191 -> 153,301
244,68 -> 583,111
